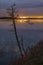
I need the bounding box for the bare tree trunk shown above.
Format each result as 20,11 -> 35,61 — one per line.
21,36 -> 27,56
12,7 -> 23,57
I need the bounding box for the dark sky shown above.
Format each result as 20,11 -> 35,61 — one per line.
0,0 -> 43,8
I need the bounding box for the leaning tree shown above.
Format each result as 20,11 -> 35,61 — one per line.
7,3 -> 23,57
7,2 -> 27,57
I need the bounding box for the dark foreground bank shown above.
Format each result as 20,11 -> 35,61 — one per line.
9,40 -> 43,65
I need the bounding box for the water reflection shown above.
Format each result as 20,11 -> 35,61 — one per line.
0,20 -> 43,65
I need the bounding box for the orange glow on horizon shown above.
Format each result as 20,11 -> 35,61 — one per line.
16,16 -> 43,23
16,16 -> 28,23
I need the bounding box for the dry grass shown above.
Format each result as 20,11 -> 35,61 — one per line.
9,40 -> 43,65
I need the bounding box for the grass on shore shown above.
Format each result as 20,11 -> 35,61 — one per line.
9,40 -> 43,65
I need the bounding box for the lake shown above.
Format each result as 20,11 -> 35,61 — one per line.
0,20 -> 43,65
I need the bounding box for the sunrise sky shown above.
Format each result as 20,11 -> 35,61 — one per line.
0,0 -> 43,16
0,0 -> 43,8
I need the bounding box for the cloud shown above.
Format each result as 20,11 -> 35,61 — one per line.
16,2 -> 43,8
0,0 -> 43,8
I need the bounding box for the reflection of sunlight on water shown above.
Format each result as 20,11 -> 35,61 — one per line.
0,20 -> 43,30
30,19 -> 43,23
0,20 -> 43,65
0,20 -> 43,52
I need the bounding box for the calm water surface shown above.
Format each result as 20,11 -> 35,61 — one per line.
0,21 -> 43,65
